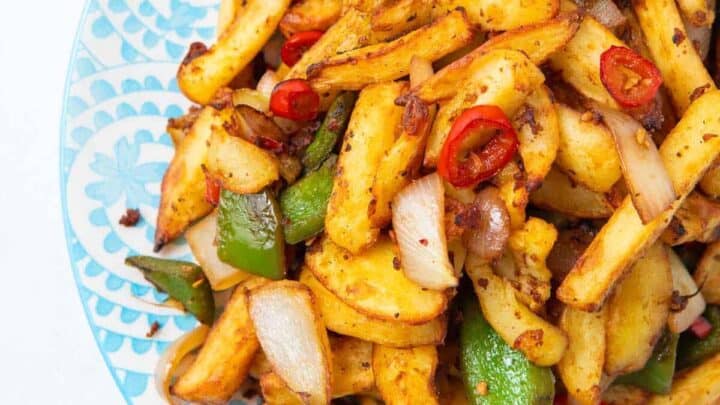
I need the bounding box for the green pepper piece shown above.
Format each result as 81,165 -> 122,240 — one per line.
217,189 -> 285,280
677,305 -> 720,369
460,294 -> 554,405
615,331 -> 678,394
302,92 -> 356,172
125,256 -> 214,325
280,157 -> 335,244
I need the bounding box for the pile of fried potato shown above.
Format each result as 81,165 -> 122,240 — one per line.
145,0 -> 720,403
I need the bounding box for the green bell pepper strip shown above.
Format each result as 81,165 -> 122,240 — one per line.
302,92 -> 356,172
615,331 -> 678,394
125,256 -> 215,325
677,305 -> 720,369
216,189 -> 286,280
460,294 -> 555,405
280,156 -> 335,244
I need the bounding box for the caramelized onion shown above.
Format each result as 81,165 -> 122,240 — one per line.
460,186 -> 511,261
155,325 -> 210,404
588,0 -> 626,30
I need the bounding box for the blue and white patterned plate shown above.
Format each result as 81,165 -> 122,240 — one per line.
59,1 -> 257,403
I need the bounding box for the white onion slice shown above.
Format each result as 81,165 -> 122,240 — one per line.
256,70 -> 279,98
392,173 -> 458,290
154,325 -> 210,405
185,211 -> 253,291
595,103 -> 676,223
668,249 -> 707,333
249,281 -> 331,405
683,16 -> 712,60
463,187 -> 511,262
588,0 -> 627,29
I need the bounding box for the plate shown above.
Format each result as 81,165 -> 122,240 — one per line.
59,1 -> 256,403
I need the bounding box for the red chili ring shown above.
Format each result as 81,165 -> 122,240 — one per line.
281,30 -> 324,67
269,79 -> 320,121
600,46 -> 663,108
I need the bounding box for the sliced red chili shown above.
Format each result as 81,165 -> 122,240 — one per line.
437,105 -> 518,188
281,30 -> 324,67
600,46 -> 663,108
690,315 -> 713,339
269,79 -> 320,121
204,173 -> 221,206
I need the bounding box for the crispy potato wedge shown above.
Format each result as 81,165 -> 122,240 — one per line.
285,8 -> 375,80
513,86 -> 560,189
662,191 -> 720,245
331,336 -> 375,397
433,0 -> 559,30
602,384 -> 651,405
648,352 -> 720,404
342,0 -> 385,12
699,158 -> 720,198
185,211 -> 254,291
549,17 -> 626,108
694,241 -> 720,304
466,254 -> 568,366
530,166 -> 615,218
604,243 -> 672,375
166,106 -> 202,147
555,104 -> 622,193
177,0 -> 290,104
307,10 -> 474,92
216,0 -> 241,38
155,107 -> 226,251
668,248 -> 707,333
249,281 -> 332,405
299,268 -> 447,347
173,279 -> 267,403
260,372 -> 305,405
325,82 -> 405,253
495,161 -> 529,230
425,49 -> 545,167
410,13 -> 579,104
677,0 -> 715,26
507,217 -> 557,310
279,0 -> 342,37
305,236 -> 447,324
633,0 -> 715,114
556,90 -> 720,311
205,121 -> 280,195
373,345 -> 440,405
556,305 -> 607,405
370,0 -> 434,40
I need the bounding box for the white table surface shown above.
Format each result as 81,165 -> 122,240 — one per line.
0,1 -> 124,403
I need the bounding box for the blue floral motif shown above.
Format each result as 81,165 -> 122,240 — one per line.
85,136 -> 166,208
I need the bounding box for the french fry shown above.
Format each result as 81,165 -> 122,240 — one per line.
633,0 -> 715,114
279,0 -> 342,37
299,268 -> 447,347
177,0 -> 290,104
330,336 -> 375,397
495,161 -> 529,230
549,16 -> 626,109
260,372 -> 305,405
661,191 -> 720,245
667,248 -> 706,333
507,218 -> 557,310
305,236 -> 447,324
604,243 -> 672,375
410,13 -> 580,104
555,104 -> 622,193
342,0 -> 386,13
424,49 -> 545,167
466,254 -> 568,366
325,82 -> 405,253
433,0 -> 559,31
677,0 -> 715,26
173,279 -> 268,403
556,90 -> 720,311
155,107 -> 228,251
694,241 -> 720,304
249,281 -> 333,405
699,159 -> 720,198
372,345 -> 440,405
513,86 -> 560,189
306,10 -> 474,92
217,0 -> 241,38
205,120 -> 280,195
370,0 -> 435,40
648,352 -> 720,404
556,305 -> 607,405
530,166 -> 615,219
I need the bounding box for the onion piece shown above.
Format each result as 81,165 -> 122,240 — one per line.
594,103 -> 676,223
668,249 -> 707,333
588,0 -> 627,30
249,281 -> 332,405
683,15 -> 712,60
185,211 -> 254,291
154,325 -> 210,405
256,70 -> 279,98
460,186 -> 511,262
232,88 -> 270,112
392,173 -> 458,290
263,32 -> 284,69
